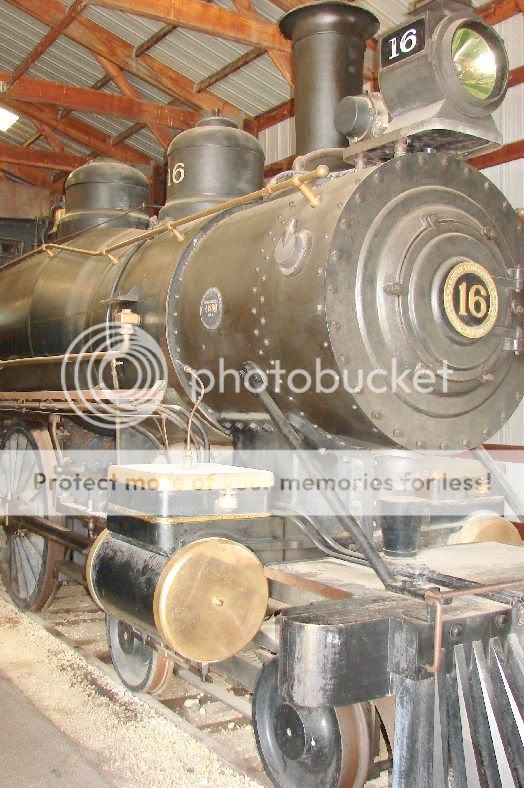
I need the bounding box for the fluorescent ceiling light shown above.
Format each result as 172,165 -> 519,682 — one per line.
0,107 -> 19,132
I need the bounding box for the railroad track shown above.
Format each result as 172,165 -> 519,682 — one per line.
0,580 -> 270,786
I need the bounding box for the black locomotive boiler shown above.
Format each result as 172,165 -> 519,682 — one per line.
0,1 -> 523,786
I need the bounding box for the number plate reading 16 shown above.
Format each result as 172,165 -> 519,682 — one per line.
380,18 -> 426,68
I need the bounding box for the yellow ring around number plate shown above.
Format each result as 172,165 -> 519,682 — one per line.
443,261 -> 499,339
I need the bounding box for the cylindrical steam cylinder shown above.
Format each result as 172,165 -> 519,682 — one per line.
279,1 -> 379,155
57,160 -> 150,240
160,116 -> 265,221
87,531 -> 269,662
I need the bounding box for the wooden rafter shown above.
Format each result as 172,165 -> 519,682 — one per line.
85,0 -> 291,52
6,0 -> 243,118
267,50 -> 293,84
0,97 -> 151,165
269,0 -> 523,20
244,98 -> 294,136
95,55 -> 173,148
231,0 -> 293,85
0,162 -> 63,192
58,74 -> 112,120
0,141 -> 88,171
194,48 -> 266,94
476,0 -> 524,25
508,65 -> 524,88
134,23 -> 177,58
6,0 -> 87,90
0,71 -> 200,129
112,120 -> 150,146
26,121 -> 65,152
468,138 -> 524,169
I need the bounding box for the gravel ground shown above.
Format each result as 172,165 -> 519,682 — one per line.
0,593 -> 259,788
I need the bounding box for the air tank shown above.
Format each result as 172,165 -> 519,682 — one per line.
57,160 -> 150,241
160,116 -> 265,221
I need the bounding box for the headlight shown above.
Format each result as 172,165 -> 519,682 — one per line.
451,25 -> 498,100
379,13 -> 508,121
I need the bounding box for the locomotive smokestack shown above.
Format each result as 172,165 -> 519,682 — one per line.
279,1 -> 379,156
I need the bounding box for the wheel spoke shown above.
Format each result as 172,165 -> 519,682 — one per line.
1,426 -> 63,611
18,537 -> 39,584
7,434 -> 16,492
26,532 -> 45,559
17,453 -> 38,504
13,539 -> 28,599
13,434 -> 25,491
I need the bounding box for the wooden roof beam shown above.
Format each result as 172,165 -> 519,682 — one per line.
95,55 -> 173,148
134,23 -> 177,58
6,0 -> 87,90
231,0 -> 293,85
0,163 -> 64,192
468,138 -> 524,169
269,0 -> 523,21
0,97 -> 152,165
26,120 -> 65,152
244,98 -> 294,136
58,73 -> 112,120
194,48 -> 266,93
6,0 -> 243,118
0,142 -> 88,171
476,0 -> 524,25
85,0 -> 290,52
0,71 -> 200,129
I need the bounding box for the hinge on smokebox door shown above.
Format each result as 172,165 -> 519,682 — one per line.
495,267 -> 524,354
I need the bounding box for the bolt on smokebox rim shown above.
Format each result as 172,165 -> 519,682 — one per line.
279,1 -> 380,44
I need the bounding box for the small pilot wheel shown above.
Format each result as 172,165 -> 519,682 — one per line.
0,424 -> 64,611
106,615 -> 174,695
253,660 -> 372,788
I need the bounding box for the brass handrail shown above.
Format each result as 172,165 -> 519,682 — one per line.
2,166 -> 330,267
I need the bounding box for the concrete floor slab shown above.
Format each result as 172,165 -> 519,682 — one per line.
0,671 -> 116,787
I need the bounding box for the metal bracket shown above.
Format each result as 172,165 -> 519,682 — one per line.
495,267 -> 524,292
101,288 -> 140,306
503,326 -> 524,354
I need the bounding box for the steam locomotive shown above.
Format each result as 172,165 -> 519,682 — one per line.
0,0 -> 523,785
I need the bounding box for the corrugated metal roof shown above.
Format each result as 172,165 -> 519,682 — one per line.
0,0 -> 414,169
0,0 -> 520,176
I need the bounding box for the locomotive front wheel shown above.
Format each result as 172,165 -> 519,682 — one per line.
253,660 -> 372,788
106,615 -> 174,695
0,425 -> 64,611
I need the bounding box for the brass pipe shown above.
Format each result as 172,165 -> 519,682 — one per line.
0,331 -> 131,371
0,167 -> 331,266
0,350 -> 120,370
103,166 -> 329,254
